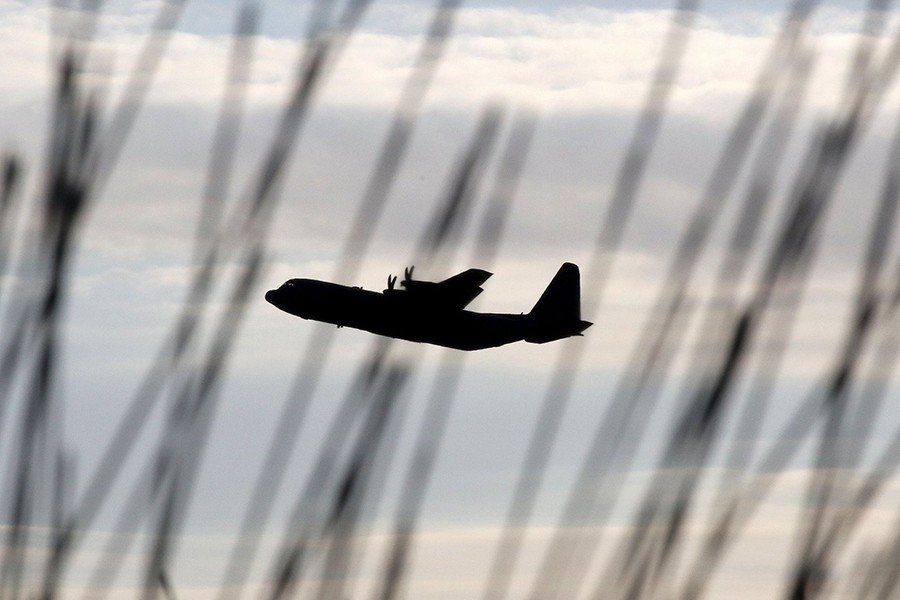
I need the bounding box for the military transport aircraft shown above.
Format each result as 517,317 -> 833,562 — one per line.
265,262 -> 592,351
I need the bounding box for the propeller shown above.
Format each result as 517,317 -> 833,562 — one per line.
387,274 -> 397,290
402,265 -> 415,286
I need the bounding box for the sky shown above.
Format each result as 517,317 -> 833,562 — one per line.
4,0 -> 900,598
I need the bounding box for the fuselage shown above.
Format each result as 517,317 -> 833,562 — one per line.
265,279 -> 530,350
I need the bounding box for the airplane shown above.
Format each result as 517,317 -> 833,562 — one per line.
265,262 -> 593,351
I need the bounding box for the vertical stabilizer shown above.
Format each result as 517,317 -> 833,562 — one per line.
526,263 -> 592,343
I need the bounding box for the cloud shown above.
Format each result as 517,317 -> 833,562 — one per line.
0,0 -> 883,387
6,3 -> 900,597
1,0 -> 891,398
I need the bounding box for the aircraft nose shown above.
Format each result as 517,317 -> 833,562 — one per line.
265,289 -> 278,305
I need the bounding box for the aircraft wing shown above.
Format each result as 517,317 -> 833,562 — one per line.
398,268 -> 492,310
435,268 -> 492,309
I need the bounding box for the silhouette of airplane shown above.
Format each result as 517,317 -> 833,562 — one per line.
265,262 -> 593,350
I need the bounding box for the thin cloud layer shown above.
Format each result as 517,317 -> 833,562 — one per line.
0,1 -> 890,383
4,2 -> 900,598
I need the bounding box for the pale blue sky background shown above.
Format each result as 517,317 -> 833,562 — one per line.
2,0 -> 900,597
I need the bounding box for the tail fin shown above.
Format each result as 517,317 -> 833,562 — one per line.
526,263 -> 593,344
